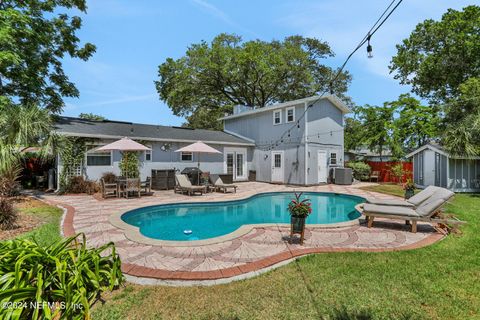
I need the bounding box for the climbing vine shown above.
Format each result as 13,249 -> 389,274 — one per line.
119,151 -> 140,178
57,136 -> 91,191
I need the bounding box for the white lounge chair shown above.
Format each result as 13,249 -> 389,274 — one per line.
363,187 -> 464,232
209,174 -> 237,193
174,174 -> 206,196
366,185 -> 441,208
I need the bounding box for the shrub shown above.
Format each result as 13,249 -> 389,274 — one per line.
119,151 -> 139,178
390,163 -> 405,184
67,176 -> 99,195
0,234 -> 124,319
0,197 -> 18,230
346,161 -> 371,181
0,163 -> 22,197
101,172 -> 117,184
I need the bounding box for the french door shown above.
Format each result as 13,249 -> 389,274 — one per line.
225,148 -> 247,181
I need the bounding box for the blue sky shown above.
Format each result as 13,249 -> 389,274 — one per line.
62,0 -> 473,126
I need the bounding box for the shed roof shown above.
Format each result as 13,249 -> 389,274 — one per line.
54,117 -> 255,146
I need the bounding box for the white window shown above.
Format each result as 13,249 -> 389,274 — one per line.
330,152 -> 337,165
286,107 -> 295,123
273,110 -> 282,125
145,147 -> 152,161
181,152 -> 193,162
86,146 -> 111,166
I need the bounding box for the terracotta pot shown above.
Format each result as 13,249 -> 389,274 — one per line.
290,216 -> 306,233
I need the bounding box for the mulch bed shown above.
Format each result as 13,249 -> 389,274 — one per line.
0,197 -> 45,241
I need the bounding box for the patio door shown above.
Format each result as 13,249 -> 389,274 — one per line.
271,151 -> 284,183
318,150 -> 328,183
224,148 -> 247,181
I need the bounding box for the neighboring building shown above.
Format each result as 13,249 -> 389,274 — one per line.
345,147 -> 393,162
407,143 -> 480,193
54,95 -> 350,186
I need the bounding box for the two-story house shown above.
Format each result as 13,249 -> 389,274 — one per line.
53,95 -> 349,186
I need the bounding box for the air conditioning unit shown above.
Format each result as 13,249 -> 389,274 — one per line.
332,167 -> 353,185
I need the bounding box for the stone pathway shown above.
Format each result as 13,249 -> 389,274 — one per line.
39,182 -> 443,284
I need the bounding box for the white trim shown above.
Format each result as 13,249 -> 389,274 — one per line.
223,129 -> 256,143
180,151 -> 193,162
223,147 -> 248,181
144,146 -> 152,162
220,95 -> 351,121
286,106 -> 295,123
56,132 -> 255,146
271,150 -> 284,183
304,102 -> 308,185
329,151 -> 338,165
273,110 -> 282,125
317,150 -> 328,183
85,144 -> 113,167
406,144 -> 448,158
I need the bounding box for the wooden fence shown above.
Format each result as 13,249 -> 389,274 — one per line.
365,161 -> 413,183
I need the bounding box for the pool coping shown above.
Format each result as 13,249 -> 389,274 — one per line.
109,192 -> 364,247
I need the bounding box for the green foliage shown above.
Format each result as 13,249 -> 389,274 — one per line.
390,163 -> 410,184
346,161 -> 371,181
156,33 -> 351,129
0,197 -> 17,230
0,162 -> 21,197
390,5 -> 480,103
344,107 -> 365,152
119,152 -> 140,178
57,137 -> 89,191
0,0 -> 96,112
287,192 -> 312,218
442,77 -> 480,156
0,234 -> 124,320
79,113 -> 106,121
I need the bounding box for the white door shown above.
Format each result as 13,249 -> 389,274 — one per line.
225,149 -> 247,181
318,150 -> 328,183
271,151 -> 284,183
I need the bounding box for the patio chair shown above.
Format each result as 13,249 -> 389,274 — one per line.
366,185 -> 440,208
140,176 -> 152,195
123,178 -> 141,199
101,178 -> 118,198
370,170 -> 380,182
209,174 -> 237,193
363,187 -> 464,232
174,174 -> 206,196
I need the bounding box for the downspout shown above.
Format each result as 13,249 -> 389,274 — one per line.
304,102 -> 308,185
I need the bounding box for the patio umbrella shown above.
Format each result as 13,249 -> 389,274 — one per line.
96,137 -> 151,177
175,141 -> 221,183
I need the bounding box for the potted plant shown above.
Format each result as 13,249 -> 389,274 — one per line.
403,178 -> 415,199
287,192 -> 312,244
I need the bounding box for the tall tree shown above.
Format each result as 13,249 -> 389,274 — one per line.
389,94 -> 440,155
357,104 -> 396,162
442,78 -> 480,156
344,106 -> 366,152
79,113 -> 106,121
0,0 -> 96,113
156,33 -> 351,130
390,5 -> 480,103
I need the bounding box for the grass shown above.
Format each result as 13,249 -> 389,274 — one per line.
15,198 -> 63,246
92,185 -> 480,320
358,183 -> 416,198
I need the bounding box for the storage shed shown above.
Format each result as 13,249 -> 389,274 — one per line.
407,143 -> 480,193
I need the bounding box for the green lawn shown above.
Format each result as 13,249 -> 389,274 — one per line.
91,185 -> 480,320
16,198 -> 63,246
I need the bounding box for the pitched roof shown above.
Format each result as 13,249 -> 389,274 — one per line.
54,117 -> 254,146
220,95 -> 351,121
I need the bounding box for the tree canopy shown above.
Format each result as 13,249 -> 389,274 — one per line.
390,5 -> 480,103
156,33 -> 351,130
0,0 -> 96,113
79,113 -> 106,121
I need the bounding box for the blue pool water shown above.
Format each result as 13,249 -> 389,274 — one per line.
121,192 -> 364,241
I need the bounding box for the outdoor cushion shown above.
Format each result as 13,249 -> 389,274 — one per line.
416,198 -> 446,217
366,198 -> 415,207
407,185 -> 439,206
363,204 -> 419,217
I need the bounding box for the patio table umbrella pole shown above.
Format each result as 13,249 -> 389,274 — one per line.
175,141 -> 222,185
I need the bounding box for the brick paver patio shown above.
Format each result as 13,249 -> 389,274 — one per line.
39,182 -> 444,284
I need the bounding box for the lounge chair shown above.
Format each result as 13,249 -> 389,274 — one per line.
175,174 -> 206,196
363,187 -> 464,232
209,174 -> 237,193
366,185 -> 440,208
140,176 -> 152,195
101,178 -> 118,198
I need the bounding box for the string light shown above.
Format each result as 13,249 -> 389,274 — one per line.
367,34 -> 373,58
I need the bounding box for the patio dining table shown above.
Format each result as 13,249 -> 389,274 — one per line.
116,177 -> 141,198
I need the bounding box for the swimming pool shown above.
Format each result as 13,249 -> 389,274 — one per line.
120,192 -> 364,241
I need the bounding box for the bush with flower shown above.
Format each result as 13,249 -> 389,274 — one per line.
287,192 -> 312,218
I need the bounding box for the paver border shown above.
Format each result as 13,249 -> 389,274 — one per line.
109,192 -> 365,246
